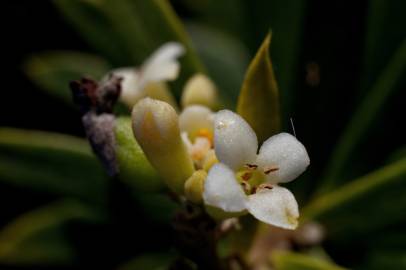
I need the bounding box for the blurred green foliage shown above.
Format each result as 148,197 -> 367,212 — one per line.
0,0 -> 405,269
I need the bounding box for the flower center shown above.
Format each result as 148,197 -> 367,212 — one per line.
236,164 -> 279,194
189,136 -> 211,162
196,128 -> 213,146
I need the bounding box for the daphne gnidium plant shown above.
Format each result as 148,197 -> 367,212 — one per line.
1,1 -> 405,270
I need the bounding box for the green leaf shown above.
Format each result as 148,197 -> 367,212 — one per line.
55,0 -> 205,95
53,0 -> 129,64
100,0 -> 205,94
302,158 -> 406,237
115,117 -> 163,192
24,51 -> 111,104
237,33 -> 280,142
244,0 -> 306,120
360,251 -> 406,270
117,252 -> 175,270
318,40 -> 406,193
0,200 -> 103,265
271,251 -> 346,270
186,23 -> 250,105
0,128 -> 107,205
359,0 -> 406,97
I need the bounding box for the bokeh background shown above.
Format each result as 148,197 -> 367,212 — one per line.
1,0 -> 405,269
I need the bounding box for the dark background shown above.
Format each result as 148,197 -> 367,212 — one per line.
0,0 -> 405,269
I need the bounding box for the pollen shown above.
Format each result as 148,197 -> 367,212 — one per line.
197,128 -> 213,145
264,166 -> 279,175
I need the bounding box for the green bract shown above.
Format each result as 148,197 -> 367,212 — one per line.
237,33 -> 280,143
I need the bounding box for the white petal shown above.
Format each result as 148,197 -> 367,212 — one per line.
181,131 -> 193,149
214,110 -> 258,170
179,105 -> 213,140
139,42 -> 185,87
256,133 -> 310,183
203,163 -> 247,212
104,68 -> 145,107
246,186 -> 299,230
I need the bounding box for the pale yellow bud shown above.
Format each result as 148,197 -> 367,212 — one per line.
181,73 -> 219,109
144,82 -> 179,111
202,149 -> 219,172
132,98 -> 195,194
184,170 -> 207,204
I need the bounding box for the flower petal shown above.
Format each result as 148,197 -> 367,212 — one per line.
256,133 -> 310,183
179,105 -> 213,141
246,186 -> 299,230
214,110 -> 258,170
139,42 -> 185,87
203,163 -> 247,212
107,68 -> 143,107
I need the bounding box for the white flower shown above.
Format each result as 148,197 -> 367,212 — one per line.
179,105 -> 215,169
203,110 -> 310,229
107,42 -> 185,107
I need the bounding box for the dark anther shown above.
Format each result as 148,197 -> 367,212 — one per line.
264,167 -> 279,174
253,183 -> 274,194
245,163 -> 258,169
241,172 -> 252,181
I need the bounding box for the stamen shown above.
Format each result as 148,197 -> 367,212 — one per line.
258,183 -> 274,190
241,172 -> 253,181
197,128 -> 213,146
241,181 -> 251,193
245,163 -> 258,170
264,166 -> 279,174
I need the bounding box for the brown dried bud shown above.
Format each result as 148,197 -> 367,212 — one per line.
70,75 -> 122,115
82,112 -> 118,177
70,75 -> 122,176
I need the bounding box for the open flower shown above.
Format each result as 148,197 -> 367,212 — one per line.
179,105 -> 216,169
106,42 -> 185,108
203,110 -> 310,229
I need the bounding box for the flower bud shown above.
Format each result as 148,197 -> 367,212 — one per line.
132,98 -> 195,193
144,82 -> 178,111
184,170 -> 207,203
181,73 -> 219,109
202,149 -> 218,172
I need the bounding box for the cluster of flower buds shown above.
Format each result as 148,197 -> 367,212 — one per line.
79,42 -> 310,230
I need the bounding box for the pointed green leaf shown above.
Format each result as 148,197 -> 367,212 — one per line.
245,0 -> 306,119
53,0 -> 129,64
0,200 -> 103,265
271,251 -> 346,270
237,33 -> 281,142
24,51 -> 111,104
303,158 -> 406,238
115,117 -> 163,192
359,0 -> 406,97
318,40 -> 406,193
0,128 -> 107,205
